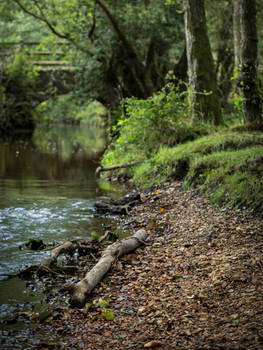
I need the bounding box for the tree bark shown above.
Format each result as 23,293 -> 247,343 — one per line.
38,240 -> 79,275
70,229 -> 148,307
95,0 -> 154,98
172,45 -> 188,93
233,0 -> 241,67
183,0 -> 222,125
240,0 -> 262,123
215,2 -> 234,107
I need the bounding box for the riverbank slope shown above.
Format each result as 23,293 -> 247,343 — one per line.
43,181 -> 263,350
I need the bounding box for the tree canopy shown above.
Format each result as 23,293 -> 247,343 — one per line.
0,0 -> 262,125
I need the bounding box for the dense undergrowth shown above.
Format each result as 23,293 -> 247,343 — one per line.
102,85 -> 263,216
35,96 -> 108,126
0,53 -> 38,134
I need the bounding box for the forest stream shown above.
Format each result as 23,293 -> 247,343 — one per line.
0,124 -> 125,348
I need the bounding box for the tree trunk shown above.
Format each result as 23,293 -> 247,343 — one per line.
240,0 -> 262,123
216,1 -> 234,107
95,0 -> 154,98
173,46 -> 188,91
183,0 -> 222,125
233,0 -> 241,67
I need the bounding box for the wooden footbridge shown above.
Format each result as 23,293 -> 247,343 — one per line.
0,41 -> 77,100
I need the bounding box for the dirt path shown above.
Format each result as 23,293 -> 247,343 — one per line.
41,181 -> 263,349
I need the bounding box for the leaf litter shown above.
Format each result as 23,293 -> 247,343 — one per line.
32,181 -> 263,349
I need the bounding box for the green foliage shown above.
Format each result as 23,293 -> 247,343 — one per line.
0,52 -> 39,133
32,124 -> 106,161
123,130 -> 263,215
132,132 -> 263,187
36,96 -> 107,125
85,302 -> 92,309
2,0 -> 185,106
90,231 -> 101,241
95,298 -> 109,308
101,311 -> 114,321
102,84 -> 209,170
186,146 -> 263,213
0,1 -> 48,43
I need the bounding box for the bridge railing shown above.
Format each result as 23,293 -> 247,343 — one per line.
0,41 -> 72,68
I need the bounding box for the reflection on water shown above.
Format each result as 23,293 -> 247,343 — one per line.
0,124 -> 124,343
0,124 -> 114,278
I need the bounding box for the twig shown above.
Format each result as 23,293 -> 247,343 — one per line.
96,160 -> 143,174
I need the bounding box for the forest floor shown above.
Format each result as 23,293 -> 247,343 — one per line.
39,181 -> 263,350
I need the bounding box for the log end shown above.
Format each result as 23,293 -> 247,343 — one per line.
69,293 -> 87,308
69,281 -> 91,308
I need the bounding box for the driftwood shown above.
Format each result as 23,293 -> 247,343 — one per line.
98,230 -> 118,243
37,240 -> 80,275
70,229 -> 148,307
95,193 -> 141,215
37,230 -> 122,276
95,160 -> 142,174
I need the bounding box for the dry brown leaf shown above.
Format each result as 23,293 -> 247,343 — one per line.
144,340 -> 164,348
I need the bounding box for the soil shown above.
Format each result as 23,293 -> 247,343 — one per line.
34,181 -> 263,349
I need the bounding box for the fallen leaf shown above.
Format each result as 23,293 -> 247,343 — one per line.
144,340 -> 164,348
101,311 -> 114,321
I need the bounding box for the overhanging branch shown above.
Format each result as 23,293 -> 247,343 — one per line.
12,0 -> 93,56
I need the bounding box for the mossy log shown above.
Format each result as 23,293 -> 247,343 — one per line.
70,229 -> 148,308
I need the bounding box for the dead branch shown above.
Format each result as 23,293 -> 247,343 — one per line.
37,240 -> 79,275
70,229 -> 148,307
96,160 -> 143,174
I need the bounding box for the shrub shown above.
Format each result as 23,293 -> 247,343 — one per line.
36,96 -> 107,125
0,52 -> 39,134
102,83 -> 209,168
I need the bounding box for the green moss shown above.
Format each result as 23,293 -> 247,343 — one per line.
132,132 -> 263,185
116,132 -> 263,215
101,86 -> 263,215
186,146 -> 263,213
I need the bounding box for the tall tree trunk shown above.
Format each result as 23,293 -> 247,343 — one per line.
183,0 -> 222,125
240,0 -> 262,123
95,0 -> 154,98
216,1 -> 234,107
233,0 -> 241,67
173,46 -> 188,89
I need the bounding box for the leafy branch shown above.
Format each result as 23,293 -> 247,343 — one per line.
12,0 -> 93,56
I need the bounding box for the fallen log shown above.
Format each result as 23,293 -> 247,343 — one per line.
95,160 -> 142,174
70,229 -> 148,308
37,240 -> 79,275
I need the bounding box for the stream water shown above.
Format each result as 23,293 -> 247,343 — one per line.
0,124 -> 124,348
